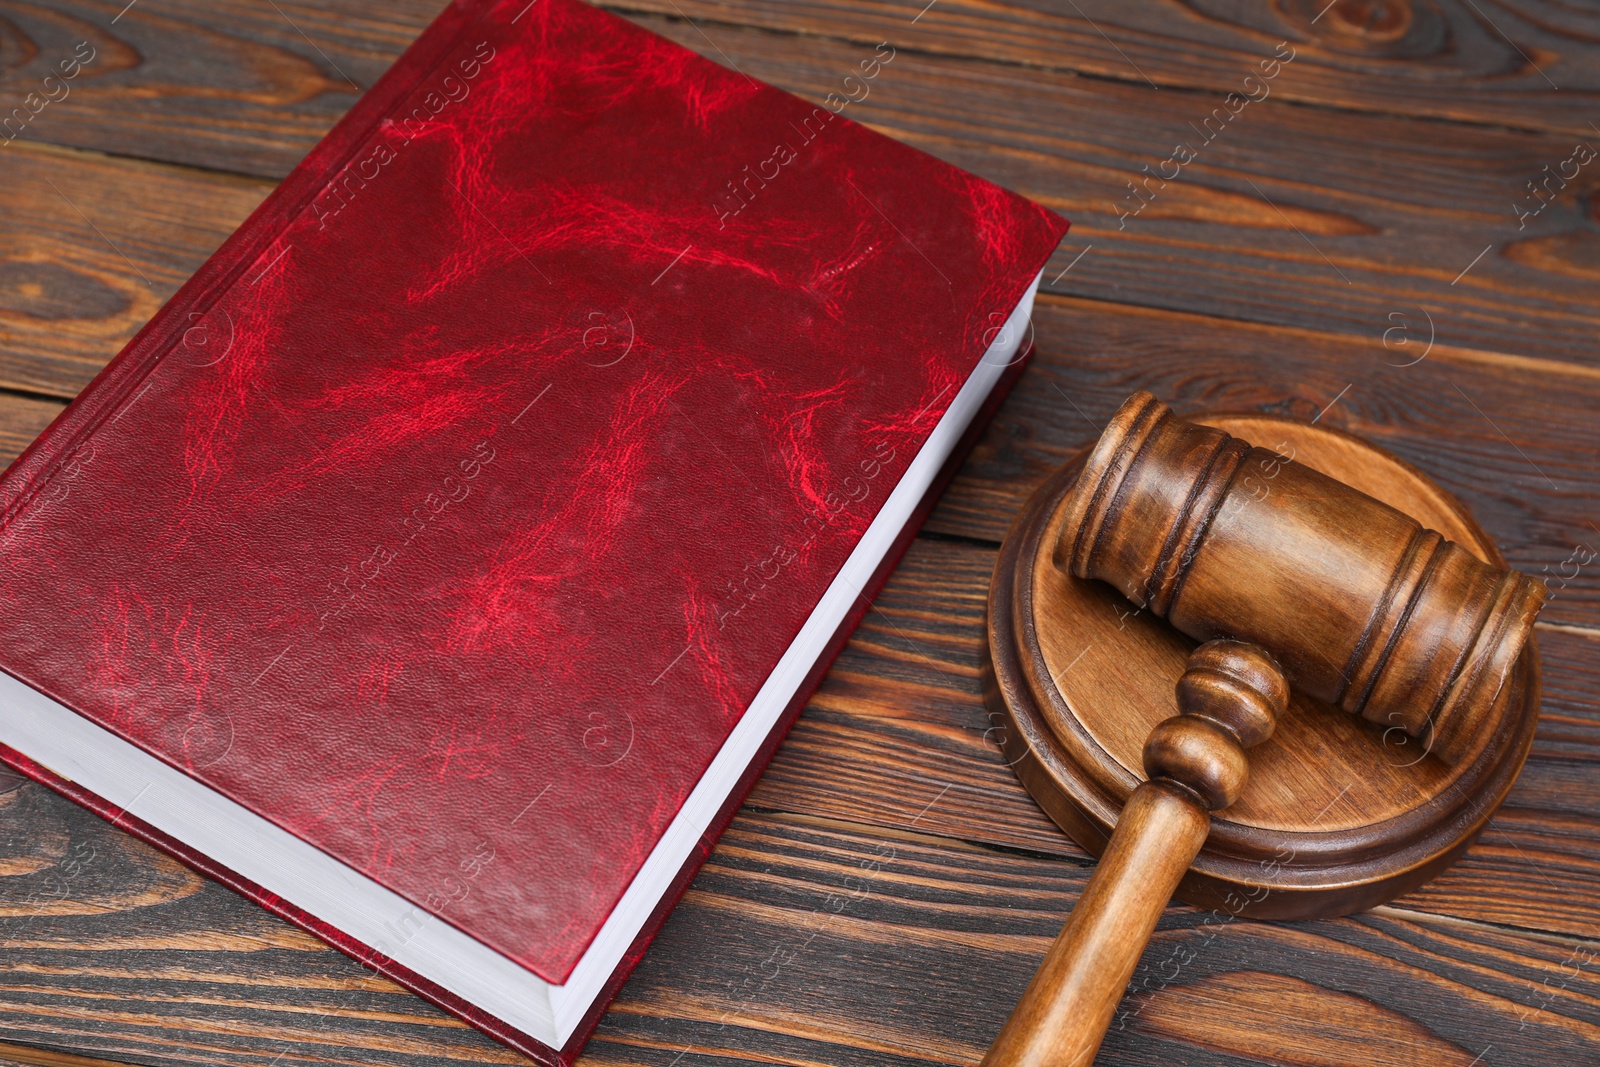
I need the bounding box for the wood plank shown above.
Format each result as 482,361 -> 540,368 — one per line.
8,0 -> 1599,178
0,1044 -> 146,1067
927,293 -> 1600,629
628,13 -> 1600,370
0,772 -> 1592,1067
1533,625 -> 1600,764
749,537 -> 1600,942
1403,753 -> 1600,938
0,395 -> 65,471
612,0 -> 1600,138
6,7 -> 1600,371
0,0 -> 433,177
0,781 -> 515,1067
0,142 -> 268,398
595,813 -> 1600,1067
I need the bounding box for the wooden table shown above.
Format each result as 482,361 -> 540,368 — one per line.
2,2 -> 1598,1064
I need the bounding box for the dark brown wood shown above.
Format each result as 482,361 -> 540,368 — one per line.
0,141 -> 268,398
0,776 -> 1594,1067
0,395 -> 65,469
0,0 -> 418,177
754,539 -> 1600,942
3,0 -> 1599,1063
8,142 -> 1598,629
610,812 -> 1600,1067
631,14 -> 1600,373
9,4 -> 1600,369
10,0 -> 1600,177
615,0 -> 1600,139
981,642 -> 1288,1067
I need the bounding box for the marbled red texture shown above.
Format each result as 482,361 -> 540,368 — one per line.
0,343 -> 1033,1067
0,0 -> 1064,994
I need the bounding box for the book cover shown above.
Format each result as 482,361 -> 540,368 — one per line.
0,0 -> 1067,1060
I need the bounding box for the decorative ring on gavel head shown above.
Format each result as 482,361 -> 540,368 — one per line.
1054,392 -> 1547,765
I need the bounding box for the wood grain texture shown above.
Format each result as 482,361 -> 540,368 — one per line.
9,0 -> 1600,174
612,0 -> 1600,138
0,404 -> 1592,1053
979,779 -> 1213,1067
0,141 -> 268,398
5,4 -> 1600,368
0,395 -> 65,469
752,537 -> 1600,941
8,142 -> 1594,628
0,774 -> 554,1067
928,294 -> 1600,629
1533,626 -> 1600,763
595,812 -> 1600,1067
0,0 -> 432,176
630,13 -> 1600,371
1,0 -> 1597,1063
0,777 -> 1594,1067
8,135 -> 1594,628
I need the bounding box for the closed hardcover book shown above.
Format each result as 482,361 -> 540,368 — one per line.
0,0 -> 1067,1061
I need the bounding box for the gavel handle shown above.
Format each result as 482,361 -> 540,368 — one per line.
980,780 -> 1209,1067
983,640 -> 1288,1067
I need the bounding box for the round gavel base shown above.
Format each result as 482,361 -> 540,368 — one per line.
985,413 -> 1540,919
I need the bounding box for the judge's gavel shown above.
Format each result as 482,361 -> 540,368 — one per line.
983,392 -> 1546,1067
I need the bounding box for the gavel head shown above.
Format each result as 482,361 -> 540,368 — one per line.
1055,392 -> 1547,765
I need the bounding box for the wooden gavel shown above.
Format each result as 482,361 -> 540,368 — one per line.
983,392 -> 1546,1067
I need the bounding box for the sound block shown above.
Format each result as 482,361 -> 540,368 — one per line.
984,413 -> 1540,920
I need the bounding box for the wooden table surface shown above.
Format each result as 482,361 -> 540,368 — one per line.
2,1 -> 1599,1065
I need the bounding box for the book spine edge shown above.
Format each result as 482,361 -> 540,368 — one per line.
0,741 -> 569,1065
0,0 -> 493,533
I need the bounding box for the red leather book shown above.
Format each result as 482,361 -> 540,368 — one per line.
0,0 -> 1066,1061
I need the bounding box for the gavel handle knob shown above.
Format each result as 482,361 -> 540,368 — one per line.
980,640 -> 1289,1067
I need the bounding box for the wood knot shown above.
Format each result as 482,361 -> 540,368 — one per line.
1279,0 -> 1440,58
1319,0 -> 1412,43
